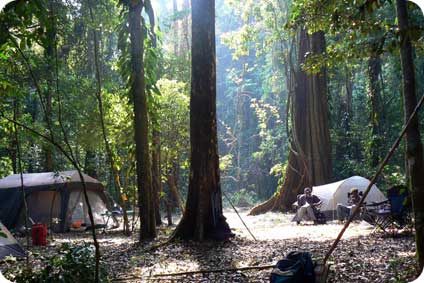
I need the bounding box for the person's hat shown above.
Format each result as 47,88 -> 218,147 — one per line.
304,187 -> 312,193
350,187 -> 358,193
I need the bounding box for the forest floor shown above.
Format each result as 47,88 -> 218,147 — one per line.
11,207 -> 420,282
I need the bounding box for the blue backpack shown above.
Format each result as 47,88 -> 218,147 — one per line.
270,251 -> 315,283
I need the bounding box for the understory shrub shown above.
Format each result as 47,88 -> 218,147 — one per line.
4,243 -> 109,283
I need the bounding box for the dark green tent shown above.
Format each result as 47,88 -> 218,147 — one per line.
0,171 -> 110,232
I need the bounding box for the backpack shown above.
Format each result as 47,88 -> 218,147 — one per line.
270,251 -> 315,283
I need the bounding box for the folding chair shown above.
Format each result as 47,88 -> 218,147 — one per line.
366,185 -> 411,235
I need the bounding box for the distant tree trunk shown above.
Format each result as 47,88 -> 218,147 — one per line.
43,94 -> 53,171
235,91 -> 252,191
172,0 -> 179,55
335,68 -> 353,162
172,0 -> 233,241
167,173 -> 184,213
367,52 -> 382,168
84,150 -> 97,178
344,68 -> 353,126
128,0 -> 156,240
10,98 -> 18,174
165,199 -> 173,226
181,0 -> 190,55
152,130 -> 163,226
43,5 -> 55,172
87,0 -> 131,235
396,0 -> 424,270
249,28 -> 331,215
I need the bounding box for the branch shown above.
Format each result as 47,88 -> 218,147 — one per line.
113,263 -> 276,282
0,113 -> 73,163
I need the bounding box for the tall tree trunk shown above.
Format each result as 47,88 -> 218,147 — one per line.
249,28 -> 331,215
145,2 -> 162,226
172,0 -> 233,241
368,53 -> 382,168
396,0 -> 424,270
128,0 -> 156,240
43,3 -> 55,172
87,0 -> 131,235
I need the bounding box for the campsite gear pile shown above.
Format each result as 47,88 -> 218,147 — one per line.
366,185 -> 411,234
31,223 -> 47,246
0,171 -> 111,232
270,251 -> 315,283
0,221 -> 25,260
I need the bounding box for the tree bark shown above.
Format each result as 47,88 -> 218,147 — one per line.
167,173 -> 185,213
249,28 -> 331,215
172,0 -> 233,241
396,0 -> 424,270
84,150 -> 97,178
152,130 -> 163,226
145,2 -> 162,227
128,0 -> 156,240
43,2 -> 56,172
172,0 -> 179,55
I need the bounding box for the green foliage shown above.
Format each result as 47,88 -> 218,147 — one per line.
219,154 -> 234,171
228,188 -> 258,207
388,256 -> 419,283
4,243 -> 109,283
157,78 -> 189,180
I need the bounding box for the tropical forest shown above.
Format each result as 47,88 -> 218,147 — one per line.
0,0 -> 424,282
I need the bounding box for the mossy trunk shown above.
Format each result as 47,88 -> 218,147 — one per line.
128,0 -> 156,240
250,29 -> 331,215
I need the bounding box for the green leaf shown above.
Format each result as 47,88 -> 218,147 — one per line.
0,52 -> 8,60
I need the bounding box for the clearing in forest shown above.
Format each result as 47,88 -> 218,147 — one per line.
13,208 -> 417,283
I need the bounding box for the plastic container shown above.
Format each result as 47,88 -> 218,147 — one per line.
31,224 -> 47,246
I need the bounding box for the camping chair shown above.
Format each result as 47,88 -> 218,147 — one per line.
343,191 -> 365,221
366,185 -> 411,235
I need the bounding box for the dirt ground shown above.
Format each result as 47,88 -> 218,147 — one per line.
9,208 -> 420,282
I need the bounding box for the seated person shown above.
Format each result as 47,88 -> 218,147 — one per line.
337,187 -> 362,222
292,187 -> 322,224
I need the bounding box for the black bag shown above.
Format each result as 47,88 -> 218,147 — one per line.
270,251 -> 315,283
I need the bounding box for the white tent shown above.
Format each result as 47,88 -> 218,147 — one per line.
312,176 -> 387,218
0,220 -> 25,260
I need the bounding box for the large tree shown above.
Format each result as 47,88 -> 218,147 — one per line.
396,0 -> 424,270
128,0 -> 156,240
172,0 -> 233,240
249,28 -> 332,215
